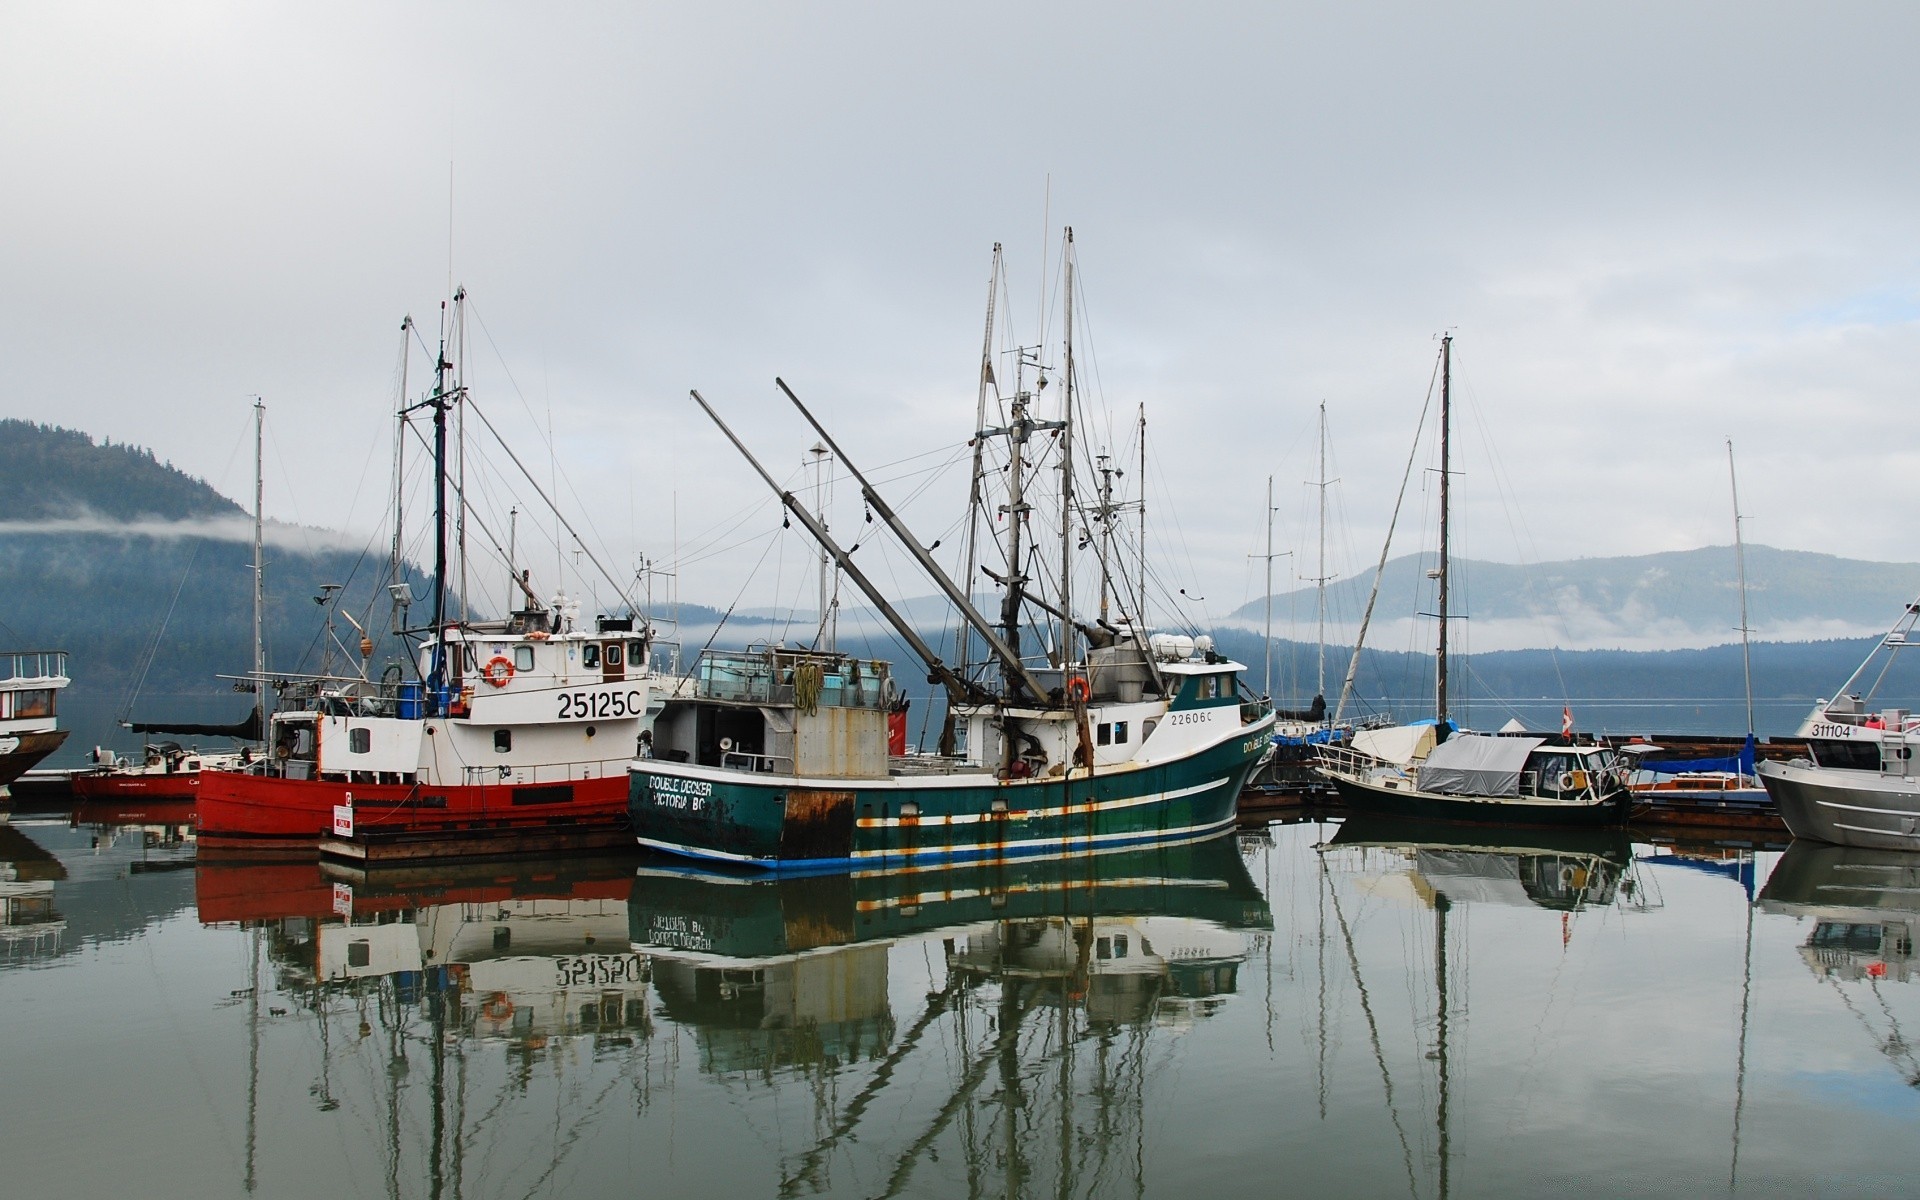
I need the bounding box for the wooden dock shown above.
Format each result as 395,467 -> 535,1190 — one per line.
319,822 -> 636,866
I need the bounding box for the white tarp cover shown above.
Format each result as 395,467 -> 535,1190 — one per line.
1353,723 -> 1440,766
1415,734 -> 1547,797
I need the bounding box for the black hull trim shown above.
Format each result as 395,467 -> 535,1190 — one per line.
1329,777 -> 1633,829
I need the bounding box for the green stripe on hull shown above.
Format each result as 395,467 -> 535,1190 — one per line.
630,721 -> 1272,868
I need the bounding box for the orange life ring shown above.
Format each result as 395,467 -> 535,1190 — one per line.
481,992 -> 514,1021
482,656 -> 514,688
1066,676 -> 1091,703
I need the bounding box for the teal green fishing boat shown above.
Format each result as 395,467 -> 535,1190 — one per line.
631,237 -> 1275,871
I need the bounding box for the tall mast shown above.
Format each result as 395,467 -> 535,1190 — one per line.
453,288 -> 469,628
809,442 -> 835,651
415,303 -> 453,711
1729,439 -> 1754,735
1435,334 -> 1453,726
1315,400 -> 1329,700
958,244 -> 1002,678
251,397 -> 266,733
1137,405 -> 1147,630
390,317 -> 412,638
1057,227 -> 1076,672
1264,475 -> 1275,699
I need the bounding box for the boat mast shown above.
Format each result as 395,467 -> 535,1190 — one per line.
809,442 -> 836,651
775,379 -> 1050,703
1057,227 -> 1076,673
1729,439 -> 1755,735
1435,334 -> 1453,726
252,398 -> 266,740
1137,405 -> 1147,629
1264,475 -> 1275,699
454,288 -> 469,628
390,317 -> 412,639
959,244 -> 1002,679
1315,400 -> 1330,702
692,389 -> 996,705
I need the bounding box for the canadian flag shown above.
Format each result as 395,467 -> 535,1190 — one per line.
1561,705 -> 1574,740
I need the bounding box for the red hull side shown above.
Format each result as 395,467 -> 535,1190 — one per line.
71,772 -> 203,802
196,769 -> 631,845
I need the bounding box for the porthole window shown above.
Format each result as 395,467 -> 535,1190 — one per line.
494,729 -> 512,753
605,643 -> 623,668
349,728 -> 371,754
514,645 -> 534,672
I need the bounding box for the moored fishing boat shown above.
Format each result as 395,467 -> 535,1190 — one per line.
197,292 -> 654,852
631,236 -> 1274,870
1756,591 -> 1920,849
0,649 -> 70,792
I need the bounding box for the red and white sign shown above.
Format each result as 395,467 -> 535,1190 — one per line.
330,883 -> 353,918
331,803 -> 354,838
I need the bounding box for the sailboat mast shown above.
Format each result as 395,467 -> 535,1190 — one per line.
1264,474 -> 1275,699
1435,334 -> 1453,726
1058,227 -> 1076,672
251,399 -> 266,741
1316,401 -> 1329,700
454,289 -> 469,628
1729,439 -> 1754,734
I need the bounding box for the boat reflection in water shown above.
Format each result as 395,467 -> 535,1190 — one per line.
0,821 -> 66,960
631,835 -> 1271,1190
1758,841 -> 1920,986
1326,815 -> 1634,911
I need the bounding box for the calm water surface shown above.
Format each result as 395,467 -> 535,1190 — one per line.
3,808 -> 1917,1198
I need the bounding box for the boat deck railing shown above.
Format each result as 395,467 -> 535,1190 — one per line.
0,651 -> 67,683
691,648 -> 894,712
888,754 -> 979,777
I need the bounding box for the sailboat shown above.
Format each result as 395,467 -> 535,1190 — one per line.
1312,336 -> 1633,827
629,236 -> 1275,870
1756,591 -> 1920,849
1622,440 -> 1766,811
197,291 -> 653,851
74,401 -> 268,804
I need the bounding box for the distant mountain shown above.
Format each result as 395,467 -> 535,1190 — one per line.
0,422 -> 429,764
0,420 -> 240,520
1227,545 -> 1920,650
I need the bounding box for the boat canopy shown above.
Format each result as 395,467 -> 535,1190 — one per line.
1627,734 -> 1756,777
1416,734 -> 1547,797
1353,721 -> 1442,766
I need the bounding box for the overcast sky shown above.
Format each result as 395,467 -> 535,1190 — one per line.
5,3 -> 1917,636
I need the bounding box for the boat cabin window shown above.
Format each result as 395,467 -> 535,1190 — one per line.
11,689 -> 53,719
605,643 -> 623,668
514,645 -> 535,672
1809,739 -> 1880,770
628,640 -> 647,669
1192,676 -> 1219,702
1114,720 -> 1128,743
494,729 -> 512,753
1143,718 -> 1158,740
582,644 -> 601,669
349,728 -> 371,754
1097,723 -> 1112,746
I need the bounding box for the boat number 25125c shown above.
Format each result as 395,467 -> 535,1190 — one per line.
557,689 -> 643,720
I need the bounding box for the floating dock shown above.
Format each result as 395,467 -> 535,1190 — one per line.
318,821 -> 636,866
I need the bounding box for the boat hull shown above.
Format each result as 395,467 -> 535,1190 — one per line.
0,729 -> 68,787
629,719 -> 1273,871
1326,774 -> 1633,828
71,770 -> 204,802
1757,758 -> 1920,850
197,769 -> 631,850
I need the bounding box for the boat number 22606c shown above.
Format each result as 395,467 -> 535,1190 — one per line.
557,688 -> 643,720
